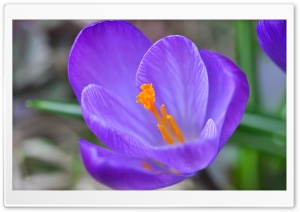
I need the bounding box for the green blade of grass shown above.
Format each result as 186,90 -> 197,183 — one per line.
235,148 -> 260,190
26,99 -> 82,119
234,20 -> 260,190
235,20 -> 258,112
229,130 -> 286,158
239,113 -> 286,137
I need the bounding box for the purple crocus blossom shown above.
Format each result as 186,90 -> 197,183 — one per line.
256,20 -> 286,72
68,20 -> 250,190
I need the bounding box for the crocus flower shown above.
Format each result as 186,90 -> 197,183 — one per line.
68,20 -> 249,190
256,20 -> 286,72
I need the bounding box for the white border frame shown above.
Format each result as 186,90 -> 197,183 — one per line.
3,3 -> 294,207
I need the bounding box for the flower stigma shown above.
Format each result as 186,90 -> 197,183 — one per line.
136,83 -> 184,145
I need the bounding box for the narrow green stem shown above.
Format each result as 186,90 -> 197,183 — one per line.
235,20 -> 258,112
278,94 -> 286,120
280,103 -> 286,120
235,20 -> 260,190
236,148 -> 260,190
26,99 -> 83,120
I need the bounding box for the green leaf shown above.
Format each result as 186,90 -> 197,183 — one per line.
235,20 -> 258,112
229,130 -> 286,158
239,113 -> 286,137
234,20 -> 260,189
235,148 -> 260,190
280,103 -> 286,120
234,103 -> 286,158
26,100 -> 82,119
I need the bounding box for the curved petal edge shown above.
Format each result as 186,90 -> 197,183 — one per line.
200,50 -> 250,152
256,20 -> 286,72
68,20 -> 152,102
79,139 -> 193,190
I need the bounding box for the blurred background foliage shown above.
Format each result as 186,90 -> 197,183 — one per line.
13,20 -> 286,190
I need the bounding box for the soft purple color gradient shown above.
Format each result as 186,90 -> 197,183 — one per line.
68,20 -> 152,103
80,139 -> 193,190
199,50 -> 250,153
68,20 -> 250,190
81,84 -> 219,173
136,35 -> 209,141
256,20 -> 286,72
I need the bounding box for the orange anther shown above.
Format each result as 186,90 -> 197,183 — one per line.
136,84 -> 155,110
136,83 -> 184,145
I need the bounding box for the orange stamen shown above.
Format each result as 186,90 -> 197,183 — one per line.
167,115 -> 184,143
136,84 -> 155,110
136,83 -> 184,145
157,124 -> 174,144
160,104 -> 168,124
136,84 -> 161,122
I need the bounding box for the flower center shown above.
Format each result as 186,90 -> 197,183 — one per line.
136,83 -> 184,145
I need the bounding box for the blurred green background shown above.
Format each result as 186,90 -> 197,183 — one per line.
13,20 -> 286,190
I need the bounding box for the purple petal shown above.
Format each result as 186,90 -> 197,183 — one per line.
79,139 -> 193,190
68,20 -> 152,104
136,35 -> 209,141
81,85 -> 219,173
81,84 -> 218,173
81,84 -> 163,146
148,118 -> 219,173
200,50 -> 250,151
256,20 -> 286,72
